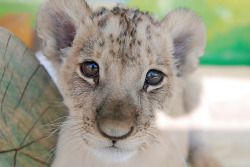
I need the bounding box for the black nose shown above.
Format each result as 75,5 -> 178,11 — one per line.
97,122 -> 134,140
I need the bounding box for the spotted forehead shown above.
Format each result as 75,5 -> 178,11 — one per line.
93,6 -> 161,29
88,7 -> 166,62
95,7 -> 161,42
77,6 -> 170,72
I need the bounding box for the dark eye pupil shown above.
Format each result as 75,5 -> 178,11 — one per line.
146,70 -> 164,86
89,63 -> 97,69
81,61 -> 99,77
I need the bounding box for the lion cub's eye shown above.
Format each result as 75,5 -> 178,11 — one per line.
80,61 -> 99,77
145,70 -> 164,86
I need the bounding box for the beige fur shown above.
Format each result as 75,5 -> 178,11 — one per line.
37,0 -> 220,166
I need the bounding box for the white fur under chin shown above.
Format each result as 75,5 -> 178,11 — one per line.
52,117 -> 189,167
91,147 -> 136,163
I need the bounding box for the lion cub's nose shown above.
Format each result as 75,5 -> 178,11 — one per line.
97,119 -> 134,140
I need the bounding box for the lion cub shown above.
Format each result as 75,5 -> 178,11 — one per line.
37,0 -> 219,167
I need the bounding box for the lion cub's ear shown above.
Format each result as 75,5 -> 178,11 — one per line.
37,0 -> 92,70
162,8 -> 206,77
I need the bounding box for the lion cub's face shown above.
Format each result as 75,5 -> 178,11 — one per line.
37,0 -> 206,162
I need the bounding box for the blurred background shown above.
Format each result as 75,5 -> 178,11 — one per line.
0,0 -> 249,65
0,0 -> 249,167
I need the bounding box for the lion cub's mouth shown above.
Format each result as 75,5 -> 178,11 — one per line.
93,145 -> 136,163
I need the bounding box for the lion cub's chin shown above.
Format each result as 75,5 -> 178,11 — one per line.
91,147 -> 136,163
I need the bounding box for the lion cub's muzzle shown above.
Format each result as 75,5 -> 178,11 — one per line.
96,99 -> 137,140
97,121 -> 134,140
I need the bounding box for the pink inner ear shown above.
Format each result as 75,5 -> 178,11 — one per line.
55,19 -> 76,50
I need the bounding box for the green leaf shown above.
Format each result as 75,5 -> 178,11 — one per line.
0,27 -> 67,167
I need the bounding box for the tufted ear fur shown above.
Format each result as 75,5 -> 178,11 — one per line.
37,0 -> 92,70
162,8 -> 206,77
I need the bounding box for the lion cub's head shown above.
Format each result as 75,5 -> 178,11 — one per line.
37,0 -> 206,162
